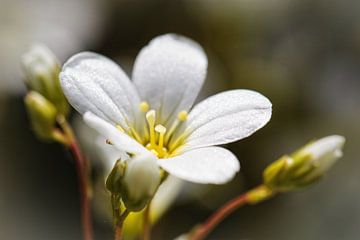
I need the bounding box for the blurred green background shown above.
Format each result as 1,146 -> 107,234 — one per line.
1,0 -> 359,239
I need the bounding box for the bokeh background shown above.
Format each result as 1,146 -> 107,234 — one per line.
1,0 -> 359,239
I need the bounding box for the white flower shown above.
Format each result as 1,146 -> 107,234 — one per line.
60,34 -> 272,184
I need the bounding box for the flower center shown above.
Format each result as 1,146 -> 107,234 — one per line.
140,101 -> 188,158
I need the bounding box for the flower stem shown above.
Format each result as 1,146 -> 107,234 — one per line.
141,204 -> 151,240
57,116 -> 93,240
114,210 -> 130,240
189,185 -> 274,240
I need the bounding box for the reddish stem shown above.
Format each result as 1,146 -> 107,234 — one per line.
141,204 -> 151,240
69,141 -> 93,240
114,225 -> 123,240
190,185 -> 273,240
190,193 -> 249,240
114,209 -> 130,240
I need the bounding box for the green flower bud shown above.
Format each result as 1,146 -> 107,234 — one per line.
22,44 -> 69,116
106,160 -> 127,194
121,154 -> 161,212
24,91 -> 57,141
264,135 -> 345,192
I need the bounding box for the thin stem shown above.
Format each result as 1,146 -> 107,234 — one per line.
58,116 -> 93,240
190,185 -> 274,240
114,210 -> 130,240
141,204 -> 151,240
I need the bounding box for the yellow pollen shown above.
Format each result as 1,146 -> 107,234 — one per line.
146,110 -> 156,147
155,124 -> 167,149
139,101 -> 150,112
177,111 -> 188,121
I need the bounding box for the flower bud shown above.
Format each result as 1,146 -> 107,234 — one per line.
24,91 -> 57,140
121,154 -> 161,212
264,135 -> 345,192
22,44 -> 69,116
106,160 -> 127,194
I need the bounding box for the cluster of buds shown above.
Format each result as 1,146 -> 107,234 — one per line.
263,135 -> 345,192
22,44 -> 69,142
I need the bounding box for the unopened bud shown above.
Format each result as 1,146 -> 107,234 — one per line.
121,153 -> 161,212
264,135 -> 345,192
22,44 -> 69,116
24,91 -> 57,140
106,160 -> 127,194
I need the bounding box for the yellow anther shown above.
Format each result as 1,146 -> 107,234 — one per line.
116,125 -> 125,132
177,111 -> 188,121
155,124 -> 167,149
139,101 -> 150,112
146,110 -> 156,146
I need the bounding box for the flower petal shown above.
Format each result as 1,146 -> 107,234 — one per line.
60,52 -> 140,131
158,147 -> 240,184
132,34 -> 207,126
83,112 -> 148,156
95,136 -> 129,174
177,89 -> 272,151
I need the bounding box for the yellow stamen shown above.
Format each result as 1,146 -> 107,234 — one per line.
155,124 -> 167,149
139,101 -> 150,112
165,110 -> 188,143
130,127 -> 143,144
116,124 -> 125,132
146,110 -> 156,147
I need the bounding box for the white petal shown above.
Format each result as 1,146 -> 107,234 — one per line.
132,34 -> 207,125
177,89 -> 272,151
303,135 -> 345,160
83,112 -> 148,156
150,176 -> 183,221
158,147 -> 240,184
60,52 -> 140,131
95,136 -> 129,174
302,135 -> 345,175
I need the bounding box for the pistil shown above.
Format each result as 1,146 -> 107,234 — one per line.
146,110 -> 156,147
155,124 -> 166,150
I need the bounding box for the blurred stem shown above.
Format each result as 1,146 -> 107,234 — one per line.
114,210 -> 130,240
57,115 -> 93,240
141,203 -> 151,240
189,185 -> 274,240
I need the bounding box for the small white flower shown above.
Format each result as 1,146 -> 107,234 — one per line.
60,34 -> 272,184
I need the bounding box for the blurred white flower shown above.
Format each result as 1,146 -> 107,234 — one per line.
60,34 -> 272,184
0,0 -> 105,94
